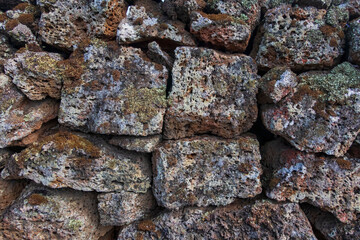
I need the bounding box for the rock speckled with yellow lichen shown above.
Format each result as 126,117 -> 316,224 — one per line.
0,183 -> 111,240
117,200 -> 317,240
153,135 -> 262,209
109,135 -> 162,153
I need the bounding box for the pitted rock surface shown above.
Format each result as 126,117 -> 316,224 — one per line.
2,131 -> 152,193
348,17 -> 360,65
263,139 -> 360,223
109,135 -> 162,153
164,47 -> 259,139
0,148 -> 13,169
0,184 -> 111,240
0,34 -> 15,70
0,74 -> 59,148
262,62 -> 360,157
153,135 -> 262,209
4,50 -> 64,100
255,5 -> 345,71
97,190 -> 157,226
117,200 -> 317,240
59,39 -> 168,136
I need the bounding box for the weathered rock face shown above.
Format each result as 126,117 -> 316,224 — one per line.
348,18 -> 360,65
147,41 -> 174,70
303,204 -> 360,240
263,139 -> 360,223
153,135 -> 262,209
164,47 -> 259,139
97,190 -> 157,226
116,2 -> 196,47
262,62 -> 360,157
0,148 -> 13,169
190,0 -> 261,52
118,200 -> 317,240
161,0 -> 206,23
0,34 -> 15,71
0,74 -> 59,148
109,135 -> 162,153
4,50 -> 64,100
2,131 -> 152,193
0,179 -> 27,215
0,183 -> 111,240
255,5 -> 345,71
38,0 -> 127,50
59,39 -> 168,136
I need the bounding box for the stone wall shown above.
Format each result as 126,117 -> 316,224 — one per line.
0,0 -> 359,239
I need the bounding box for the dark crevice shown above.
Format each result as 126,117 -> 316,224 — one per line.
248,107 -> 275,146
40,41 -> 71,58
244,25 -> 259,56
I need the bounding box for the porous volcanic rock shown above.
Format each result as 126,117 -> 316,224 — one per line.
263,139 -> 360,223
0,183 -> 111,240
38,0 -> 127,50
147,41 -> 174,70
153,135 -> 262,209
0,74 -> 59,148
4,50 -> 64,100
255,5 -> 345,71
303,204 -> 360,240
2,131 -> 152,193
164,47 -> 259,139
59,39 -> 168,136
0,179 -> 27,214
0,34 -> 16,71
97,189 -> 157,226
117,200 -> 317,240
116,1 -> 196,47
109,135 -> 162,153
348,17 -> 360,65
190,0 -> 261,52
0,148 -> 13,169
262,62 -> 360,157
161,0 -> 206,23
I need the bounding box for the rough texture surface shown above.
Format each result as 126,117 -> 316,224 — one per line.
97,190 -> 157,226
0,183 -> 111,240
4,50 -> 64,100
117,200 -> 317,240
0,179 -> 27,215
0,34 -> 16,71
153,135 -> 262,209
147,41 -> 174,70
2,131 -> 152,193
109,135 -> 162,153
255,5 -> 346,71
59,39 -> 168,136
0,148 -> 13,169
164,47 -> 259,139
348,17 -> 360,65
263,139 -> 360,223
262,62 -> 360,157
0,74 -> 59,148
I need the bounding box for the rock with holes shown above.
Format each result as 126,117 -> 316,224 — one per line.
0,74 -> 59,148
1,131 -> 152,193
4,50 -> 64,100
59,39 -> 168,136
263,139 -> 360,223
0,183 -> 111,240
333,0 -> 360,19
97,189 -> 157,226
109,135 -> 162,153
153,135 -> 262,209
0,179 -> 27,215
116,1 -> 196,48
117,200 -> 317,240
303,204 -> 360,240
190,0 -> 261,52
38,0 -> 127,50
161,0 -> 206,23
258,66 -> 298,104
164,47 -> 259,139
348,18 -> 360,66
262,62 -> 360,157
261,0 -> 332,10
255,5 -> 345,71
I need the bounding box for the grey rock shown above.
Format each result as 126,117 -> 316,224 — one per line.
348,17 -> 360,66
0,148 -> 13,169
109,135 -> 162,153
147,41 -> 174,70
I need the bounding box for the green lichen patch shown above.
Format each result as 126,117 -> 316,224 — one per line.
66,219 -> 83,231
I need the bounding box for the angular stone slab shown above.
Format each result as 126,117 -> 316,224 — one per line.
4,50 -> 64,100
153,135 -> 262,209
0,183 -> 111,240
59,40 -> 168,136
164,47 -> 259,139
117,200 -> 317,240
263,139 -> 360,223
255,5 -> 345,71
262,62 -> 360,157
97,190 -> 157,226
0,74 -> 59,148
2,131 -> 152,193
109,135 -> 162,153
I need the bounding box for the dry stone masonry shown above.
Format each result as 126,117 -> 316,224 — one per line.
0,0 -> 359,239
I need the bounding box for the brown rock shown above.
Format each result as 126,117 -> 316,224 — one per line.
0,179 -> 27,215
109,135 -> 162,153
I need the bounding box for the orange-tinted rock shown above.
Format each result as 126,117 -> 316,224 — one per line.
0,179 -> 27,215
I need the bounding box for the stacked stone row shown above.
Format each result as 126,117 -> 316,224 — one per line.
0,0 -> 359,239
